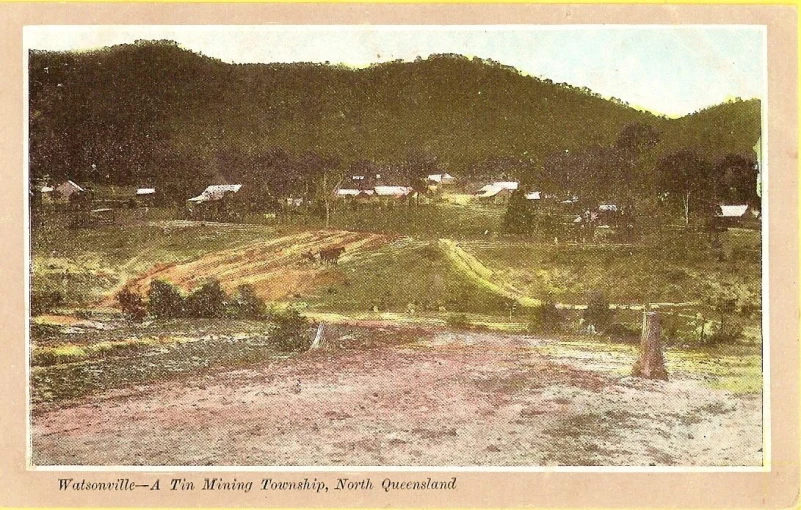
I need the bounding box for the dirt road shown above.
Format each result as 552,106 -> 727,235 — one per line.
31,327 -> 761,467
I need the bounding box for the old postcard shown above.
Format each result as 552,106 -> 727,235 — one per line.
0,3 -> 798,508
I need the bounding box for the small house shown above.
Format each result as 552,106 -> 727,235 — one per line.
55,180 -> 84,201
525,191 -> 541,201
186,184 -> 243,221
711,204 -> 750,230
135,187 -> 156,206
476,182 -> 518,205
374,185 -> 414,205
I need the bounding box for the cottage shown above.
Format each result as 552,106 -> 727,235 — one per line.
476,182 -> 518,205
55,180 -> 84,201
374,185 -> 413,198
525,191 -> 541,201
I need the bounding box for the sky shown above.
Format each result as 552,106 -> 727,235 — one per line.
24,25 -> 766,118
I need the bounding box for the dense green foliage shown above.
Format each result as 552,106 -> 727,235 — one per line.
269,308 -> 312,352
29,41 -> 761,208
144,279 -> 267,320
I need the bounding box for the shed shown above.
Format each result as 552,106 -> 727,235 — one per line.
55,180 -> 84,200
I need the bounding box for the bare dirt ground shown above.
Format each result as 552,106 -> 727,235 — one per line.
103,229 -> 396,304
31,327 -> 761,467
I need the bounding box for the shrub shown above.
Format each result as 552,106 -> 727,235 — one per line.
226,284 -> 266,319
185,279 -> 227,318
604,323 -> 641,343
584,291 -> 615,332
30,290 -> 63,316
117,287 -> 146,321
446,313 -> 471,329
707,317 -> 744,345
528,300 -> 563,333
270,308 -> 311,352
147,279 -> 185,318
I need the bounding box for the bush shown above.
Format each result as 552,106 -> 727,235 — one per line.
270,308 -> 311,352
584,291 -> 615,332
707,317 -> 744,345
185,279 -> 227,318
117,287 -> 146,321
30,290 -> 63,316
147,279 -> 185,318
446,313 -> 471,329
604,323 -> 641,343
227,284 -> 266,319
528,300 -> 563,333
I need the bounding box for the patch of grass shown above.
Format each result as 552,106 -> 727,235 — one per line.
308,241 -> 510,314
463,230 -> 761,317
319,203 -> 503,240
30,211 -> 282,308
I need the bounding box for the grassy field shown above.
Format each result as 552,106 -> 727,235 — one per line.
313,202 -> 505,239
461,228 -> 761,314
305,239 -> 511,314
30,203 -> 762,348
30,209 -> 285,307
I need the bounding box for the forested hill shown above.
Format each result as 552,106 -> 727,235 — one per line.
29,40 -> 761,198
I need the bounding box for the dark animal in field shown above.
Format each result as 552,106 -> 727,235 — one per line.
319,246 -> 346,264
302,250 -> 318,263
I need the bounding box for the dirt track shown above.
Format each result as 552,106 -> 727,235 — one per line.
31,328 -> 761,467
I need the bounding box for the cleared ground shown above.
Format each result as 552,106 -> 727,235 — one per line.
31,324 -> 761,466
109,228 -> 395,303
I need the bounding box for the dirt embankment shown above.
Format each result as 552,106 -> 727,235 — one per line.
31,328 -> 762,467
104,229 -> 396,305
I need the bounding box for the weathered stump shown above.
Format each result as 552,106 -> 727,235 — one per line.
309,323 -> 325,350
632,311 -> 669,380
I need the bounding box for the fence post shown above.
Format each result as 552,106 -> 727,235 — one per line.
632,311 -> 669,380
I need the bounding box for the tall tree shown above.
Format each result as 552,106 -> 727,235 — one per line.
713,153 -> 759,208
655,149 -> 714,226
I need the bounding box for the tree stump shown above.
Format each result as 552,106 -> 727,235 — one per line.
309,323 -> 325,350
632,311 -> 669,380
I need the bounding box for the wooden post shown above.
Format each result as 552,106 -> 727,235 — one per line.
632,311 -> 668,380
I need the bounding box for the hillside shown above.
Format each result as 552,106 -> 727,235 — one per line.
28,40 -> 761,199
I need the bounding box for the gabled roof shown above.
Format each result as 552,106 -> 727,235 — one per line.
374,186 -> 413,197
718,204 -> 749,218
336,188 -> 361,196
136,188 -> 156,195
493,181 -> 519,191
57,180 -> 84,192
188,184 -> 242,203
427,173 -> 455,183
205,184 -> 241,194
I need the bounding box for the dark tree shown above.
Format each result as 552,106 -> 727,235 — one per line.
655,150 -> 714,226
615,122 -> 661,154
713,153 -> 759,208
503,189 -> 536,234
